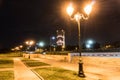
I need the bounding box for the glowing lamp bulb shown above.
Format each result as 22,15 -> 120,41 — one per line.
84,4 -> 92,15
66,3 -> 74,16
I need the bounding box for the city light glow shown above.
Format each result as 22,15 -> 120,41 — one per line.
38,42 -> 45,47
52,36 -> 55,40
86,44 -> 91,48
86,39 -> 94,49
87,40 -> 94,44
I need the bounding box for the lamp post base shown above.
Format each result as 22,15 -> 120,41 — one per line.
78,61 -> 85,77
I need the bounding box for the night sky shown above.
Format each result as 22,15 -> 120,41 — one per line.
0,0 -> 120,49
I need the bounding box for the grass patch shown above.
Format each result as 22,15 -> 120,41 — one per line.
34,67 -> 85,80
0,58 -> 13,68
22,58 -> 50,67
0,70 -> 14,80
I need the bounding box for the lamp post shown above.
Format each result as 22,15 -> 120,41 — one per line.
50,36 -> 56,52
37,41 -> 45,53
51,36 -> 56,52
19,45 -> 23,56
66,2 -> 93,77
25,40 -> 35,58
25,40 -> 35,50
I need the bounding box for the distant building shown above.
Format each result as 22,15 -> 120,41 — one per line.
56,29 -> 65,51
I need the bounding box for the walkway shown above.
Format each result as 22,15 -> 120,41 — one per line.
14,58 -> 41,80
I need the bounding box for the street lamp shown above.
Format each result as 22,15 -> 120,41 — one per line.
50,36 -> 56,52
25,40 -> 35,58
38,41 -> 45,47
37,41 -> 46,54
19,45 -> 23,49
66,2 -> 93,77
25,40 -> 35,52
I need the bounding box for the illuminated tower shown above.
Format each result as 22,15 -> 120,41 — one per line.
56,29 -> 65,51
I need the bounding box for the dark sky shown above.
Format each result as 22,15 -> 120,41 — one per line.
0,0 -> 120,49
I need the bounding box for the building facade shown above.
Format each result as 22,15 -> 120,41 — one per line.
56,29 -> 65,51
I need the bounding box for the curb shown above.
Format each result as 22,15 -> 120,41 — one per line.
20,58 -> 44,80
31,69 -> 44,80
